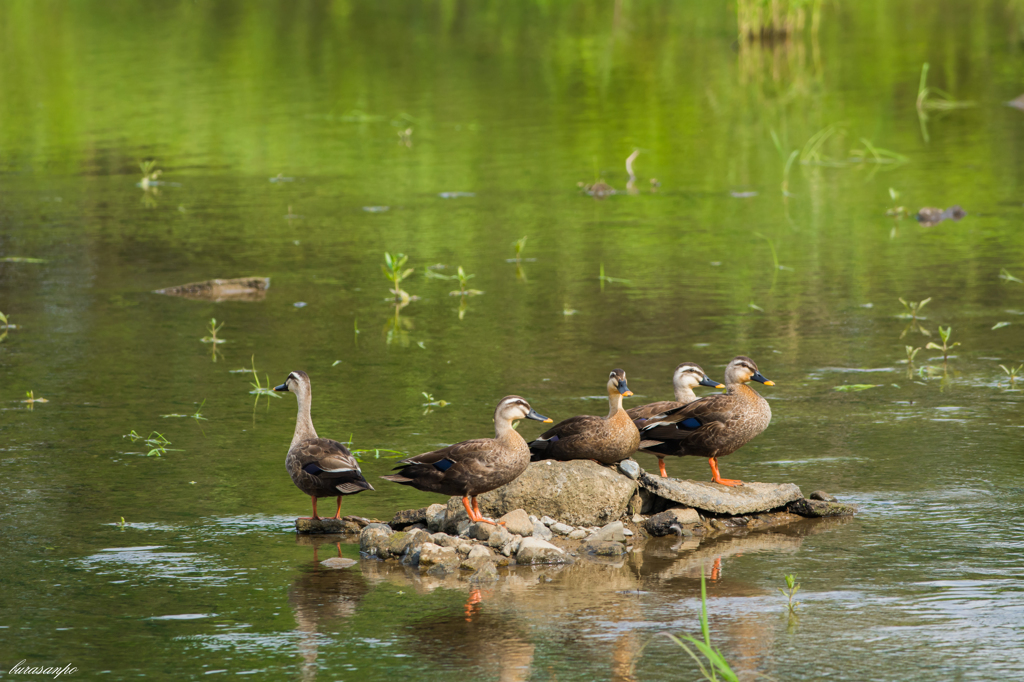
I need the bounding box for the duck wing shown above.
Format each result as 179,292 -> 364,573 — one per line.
292,438 -> 374,494
627,400 -> 683,425
381,439 -> 501,493
637,395 -> 736,454
528,415 -> 606,460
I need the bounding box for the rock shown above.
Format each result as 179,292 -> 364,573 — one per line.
364,522 -> 392,531
154,277 -> 270,302
585,541 -> 628,557
430,532 -> 461,548
516,537 -> 572,565
417,543 -> 460,569
622,528 -> 633,536
502,536 -> 522,557
498,509 -> 533,537
385,531 -> 413,557
618,459 -> 641,480
425,503 -> 448,532
810,491 -> 837,502
468,522 -> 495,542
389,507 -> 428,530
640,473 -> 802,515
469,460 -> 637,527
550,523 -> 574,536
467,545 -> 494,560
646,508 -> 702,536
787,498 -> 858,518
486,526 -> 512,549
295,518 -> 345,534
359,525 -> 394,558
529,515 -> 539,524
628,492 -> 643,516
586,521 -> 627,543
541,516 -> 556,526
441,498 -> 475,535
457,543 -> 474,556
469,562 -> 500,582
532,522 -> 553,541
320,557 -> 358,569
568,529 -> 587,540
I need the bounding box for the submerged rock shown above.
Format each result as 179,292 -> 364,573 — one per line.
639,473 -> 801,515
810,491 -> 837,502
418,543 -> 460,569
516,537 -> 572,565
320,557 -> 358,569
787,498 -> 858,518
646,508 -> 701,536
154,277 -> 270,302
472,460 -> 637,526
469,561 -> 500,582
295,518 -> 345,534
585,521 -> 626,544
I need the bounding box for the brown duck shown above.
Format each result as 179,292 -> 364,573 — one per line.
274,371 -> 374,520
381,396 -> 551,524
638,356 -> 774,486
529,369 -> 640,465
627,363 -> 724,477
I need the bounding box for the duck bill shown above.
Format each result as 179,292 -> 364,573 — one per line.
273,383 -> 289,392
526,409 -> 553,423
751,372 -> 774,386
700,376 -> 725,388
617,381 -> 633,397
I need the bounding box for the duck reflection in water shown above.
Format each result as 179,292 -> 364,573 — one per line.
289,535 -> 369,682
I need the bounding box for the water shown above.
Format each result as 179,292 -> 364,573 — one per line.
2,1 -> 1024,679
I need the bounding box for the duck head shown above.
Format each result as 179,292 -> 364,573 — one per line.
723,356 -> 775,386
606,369 -> 633,397
494,395 -> 552,424
274,370 -> 312,396
673,363 -> 725,392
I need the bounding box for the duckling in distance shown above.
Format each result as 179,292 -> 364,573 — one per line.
627,363 -> 724,477
529,369 -> 640,465
381,396 -> 551,525
638,356 -> 774,486
275,371 -> 374,520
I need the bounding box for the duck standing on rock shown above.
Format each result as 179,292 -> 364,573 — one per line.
275,371 -> 374,520
529,369 -> 640,465
627,363 -> 724,477
638,356 -> 774,485
381,396 -> 551,525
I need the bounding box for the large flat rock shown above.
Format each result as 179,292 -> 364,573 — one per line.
455,460 -> 637,527
640,472 -> 802,515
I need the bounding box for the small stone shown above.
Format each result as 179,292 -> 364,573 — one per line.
430,532 -> 461,548
467,545 -> 493,560
532,522 -> 553,541
550,522 -> 574,535
585,521 -> 626,543
568,529 -> 587,540
810,491 -> 837,502
425,504 -> 448,532
389,507 -> 427,530
710,518 -> 731,530
486,525 -> 512,549
469,522 -> 494,541
617,459 -> 641,480
320,557 -> 357,569
502,536 -> 522,557
498,509 -> 533,536
469,561 -> 500,582
528,515 -> 539,525
418,543 -> 460,569
585,541 -> 627,557
516,537 -> 572,565
364,522 -> 392,531
386,529 -> 430,558
457,543 -> 474,556
646,508 -> 701,537
787,498 -> 857,518
622,528 -> 633,537
541,516 -> 556,526
632,514 -> 644,524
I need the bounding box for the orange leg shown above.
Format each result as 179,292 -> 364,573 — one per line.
464,588 -> 483,622
710,556 -> 722,581
708,458 -> 743,487
658,457 -> 668,478
299,495 -> 321,520
333,496 -> 343,520
463,496 -> 501,525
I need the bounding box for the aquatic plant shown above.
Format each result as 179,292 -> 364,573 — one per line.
737,0 -> 821,42
999,268 -> 1022,284
905,345 -> 922,378
0,256 -> 46,263
779,574 -> 801,613
770,130 -> 799,195
396,127 -> 413,147
161,399 -> 207,423
344,433 -> 405,461
658,566 -> 738,682
916,63 -> 975,143
898,297 -> 932,338
834,384 -> 881,392
885,188 -> 908,218
421,392 -> 450,415
139,159 -> 162,189
382,252 -> 414,302
0,310 -> 12,342
22,390 -> 48,410
512,235 -> 528,262
598,263 -> 631,290
926,326 -> 960,362
118,517 -> 126,529
201,318 -> 225,344
1000,364 -> 1023,388
247,356 -> 281,409
122,430 -> 179,457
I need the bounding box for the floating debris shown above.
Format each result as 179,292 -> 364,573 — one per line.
578,181 -> 615,199
293,302 -> 307,308
833,384 -> 882,392
269,174 -> 294,183
916,205 -> 966,227
154,277 -> 270,302
363,206 -> 390,213
730,191 -> 758,198
0,257 -> 46,263
438,192 -> 475,199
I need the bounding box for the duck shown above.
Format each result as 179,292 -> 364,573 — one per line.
529,369 -> 640,465
627,363 -> 724,477
381,396 -> 551,525
274,371 -> 374,520
637,356 -> 774,486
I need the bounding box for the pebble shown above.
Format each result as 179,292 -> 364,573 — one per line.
532,522 -> 553,541
568,529 -> 587,540
622,528 -> 633,537
551,522 -> 574,535
617,459 -> 641,480
541,516 -> 556,527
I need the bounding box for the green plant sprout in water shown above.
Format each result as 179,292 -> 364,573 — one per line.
770,129 -> 799,196
916,63 -> 975,143
383,252 -> 414,302
598,263 -> 631,291
139,159 -> 162,189
0,310 -> 14,342
22,390 -> 49,410
1000,268 -> 1022,284
122,430 -> 179,457
248,356 -> 282,410
344,434 -> 405,462
655,565 -> 737,682
118,517 -> 126,530
926,326 -> 960,362
161,399 -> 208,423
898,297 -> 932,338
201,318 -> 226,362
779,574 -> 801,613
512,236 -> 529,262
447,267 -> 483,297
1000,364 -> 1023,389
886,188 -> 908,218
421,392 -> 450,415
905,345 -> 923,378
